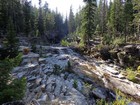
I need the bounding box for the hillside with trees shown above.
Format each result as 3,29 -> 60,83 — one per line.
0,0 -> 140,105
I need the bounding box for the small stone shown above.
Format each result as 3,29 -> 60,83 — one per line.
37,94 -> 48,102
27,76 -> 36,82
41,84 -> 46,92
36,78 -> 42,85
39,58 -> 46,64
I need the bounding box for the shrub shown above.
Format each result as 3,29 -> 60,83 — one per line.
111,90 -> 130,105
53,64 -> 62,75
137,66 -> 140,73
126,68 -> 137,82
73,80 -> 78,88
23,48 -> 30,55
96,99 -> 108,105
96,90 -> 130,105
0,78 -> 26,104
10,53 -> 22,67
2,18 -> 19,59
102,34 -> 113,45
96,44 -> 104,51
65,61 -> 74,73
78,41 -> 85,48
0,54 -> 26,104
31,44 -> 36,53
61,40 -> 70,47
112,37 -> 125,46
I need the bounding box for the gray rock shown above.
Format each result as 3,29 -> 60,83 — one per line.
54,79 -> 63,96
128,102 -> 140,105
47,92 -> 55,100
44,68 -> 53,74
27,76 -> 37,82
92,88 -> 107,99
34,86 -> 41,93
46,75 -> 56,85
39,58 -> 46,64
61,86 -> 67,94
46,83 -> 53,92
31,99 -> 40,105
77,81 -> 83,91
37,94 -> 48,102
65,80 -> 73,89
13,67 -> 23,73
101,65 -> 119,75
17,72 -> 26,78
65,88 -> 88,105
36,78 -> 42,85
40,84 -> 46,92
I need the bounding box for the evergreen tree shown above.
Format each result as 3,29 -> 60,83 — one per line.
64,16 -> 69,36
82,0 -> 96,46
109,0 -> 124,36
23,0 -> 31,36
0,0 -> 8,34
68,6 -> 75,34
38,0 -> 44,36
54,11 -> 64,41
5,18 -> 18,58
133,0 -> 140,37
45,11 -> 55,32
75,8 -> 83,34
123,0 -> 133,41
43,1 -> 48,15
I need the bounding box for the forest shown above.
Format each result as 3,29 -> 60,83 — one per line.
0,0 -> 140,105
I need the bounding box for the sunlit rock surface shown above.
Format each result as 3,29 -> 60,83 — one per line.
12,46 -> 140,105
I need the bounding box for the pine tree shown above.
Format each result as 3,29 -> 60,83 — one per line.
109,0 -> 124,36
0,0 -> 8,34
5,18 -> 18,58
68,6 -> 75,34
133,0 -> 140,38
82,0 -> 96,46
64,16 -> 68,36
38,0 -> 44,36
54,11 -> 64,41
45,11 -> 55,32
123,0 -> 133,41
23,0 -> 31,36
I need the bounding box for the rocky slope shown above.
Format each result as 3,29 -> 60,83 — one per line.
12,46 -> 140,105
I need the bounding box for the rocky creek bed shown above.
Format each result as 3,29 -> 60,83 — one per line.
10,46 -> 140,105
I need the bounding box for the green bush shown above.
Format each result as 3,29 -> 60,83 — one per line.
61,40 -> 70,47
78,41 -> 85,48
53,64 -> 62,75
0,54 -> 26,104
96,99 -> 108,105
0,78 -> 26,104
65,61 -> 74,73
102,34 -> 113,45
73,80 -> 78,88
137,65 -> 140,73
31,44 -> 36,53
126,68 -> 137,82
112,37 -> 125,46
111,90 -> 130,105
96,90 -> 130,105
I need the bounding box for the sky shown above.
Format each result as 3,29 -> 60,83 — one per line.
31,0 -> 85,17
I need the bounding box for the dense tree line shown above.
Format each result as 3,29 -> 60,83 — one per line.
94,0 -> 140,42
1,0 -> 140,44
0,0 -> 70,43
71,0 -> 140,46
